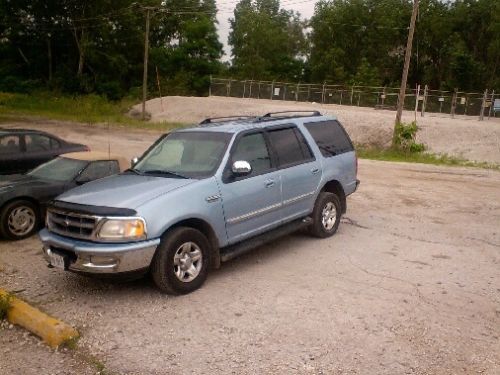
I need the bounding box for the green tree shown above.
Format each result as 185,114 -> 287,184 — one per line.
228,0 -> 306,80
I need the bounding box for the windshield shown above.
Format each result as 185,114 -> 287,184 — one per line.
134,131 -> 232,179
28,157 -> 88,182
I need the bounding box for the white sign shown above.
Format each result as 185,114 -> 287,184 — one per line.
460,97 -> 466,105
274,87 -> 280,96
494,99 -> 500,111
438,97 -> 445,102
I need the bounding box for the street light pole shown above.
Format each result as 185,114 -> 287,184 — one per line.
394,0 -> 419,140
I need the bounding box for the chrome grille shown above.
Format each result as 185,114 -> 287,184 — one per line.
47,209 -> 99,240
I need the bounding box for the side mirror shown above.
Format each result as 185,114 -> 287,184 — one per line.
232,160 -> 252,176
131,157 -> 139,167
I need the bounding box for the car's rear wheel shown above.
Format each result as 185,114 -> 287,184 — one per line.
309,192 -> 341,238
151,227 -> 210,294
0,200 -> 39,240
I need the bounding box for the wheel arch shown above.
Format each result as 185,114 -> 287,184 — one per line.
164,218 -> 221,269
320,180 -> 347,214
1,196 -> 41,215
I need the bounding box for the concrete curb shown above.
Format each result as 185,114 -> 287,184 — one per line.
0,288 -> 79,348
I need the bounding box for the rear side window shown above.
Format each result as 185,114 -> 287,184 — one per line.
25,134 -> 53,152
304,120 -> 353,157
267,127 -> 314,168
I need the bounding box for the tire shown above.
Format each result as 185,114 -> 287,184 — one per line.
309,192 -> 341,238
0,199 -> 40,240
151,227 -> 210,295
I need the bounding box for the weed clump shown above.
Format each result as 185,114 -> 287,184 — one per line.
393,121 -> 426,153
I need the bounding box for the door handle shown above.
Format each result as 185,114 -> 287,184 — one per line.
311,168 -> 320,174
265,179 -> 275,188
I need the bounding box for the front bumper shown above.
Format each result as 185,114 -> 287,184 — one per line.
39,228 -> 160,274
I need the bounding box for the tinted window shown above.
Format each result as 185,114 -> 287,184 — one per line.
28,157 -> 87,181
232,132 -> 271,176
79,161 -> 120,181
268,127 -> 313,167
26,134 -> 52,152
0,135 -> 20,154
305,120 -> 353,157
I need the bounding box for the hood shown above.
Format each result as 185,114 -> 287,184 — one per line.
56,174 -> 195,210
0,175 -> 46,189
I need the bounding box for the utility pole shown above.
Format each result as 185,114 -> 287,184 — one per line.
394,0 -> 419,139
142,7 -> 152,120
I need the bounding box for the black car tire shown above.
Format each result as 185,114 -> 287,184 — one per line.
151,227 -> 210,295
309,192 -> 341,238
0,199 -> 40,240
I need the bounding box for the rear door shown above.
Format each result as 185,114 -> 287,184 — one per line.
266,126 -> 321,222
219,131 -> 282,244
24,133 -> 57,170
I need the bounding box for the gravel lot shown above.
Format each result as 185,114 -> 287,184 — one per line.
1,103 -> 500,374
136,96 -> 500,164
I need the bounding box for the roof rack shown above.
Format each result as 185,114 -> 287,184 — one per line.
199,115 -> 255,125
256,110 -> 322,121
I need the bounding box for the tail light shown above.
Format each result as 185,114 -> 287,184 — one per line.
83,145 -> 90,152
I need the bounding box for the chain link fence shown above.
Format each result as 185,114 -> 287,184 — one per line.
210,77 -> 499,120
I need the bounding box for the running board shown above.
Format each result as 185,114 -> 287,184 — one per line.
220,217 -> 312,262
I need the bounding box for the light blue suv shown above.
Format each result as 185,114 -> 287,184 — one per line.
40,111 -> 359,294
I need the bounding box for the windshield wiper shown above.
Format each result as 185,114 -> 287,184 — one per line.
123,168 -> 144,175
142,170 -> 188,179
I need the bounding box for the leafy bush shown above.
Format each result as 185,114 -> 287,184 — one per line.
393,121 -> 426,153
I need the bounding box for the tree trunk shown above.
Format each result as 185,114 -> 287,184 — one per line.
73,28 -> 85,77
47,37 -> 53,82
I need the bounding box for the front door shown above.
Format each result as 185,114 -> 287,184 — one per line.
219,131 -> 282,244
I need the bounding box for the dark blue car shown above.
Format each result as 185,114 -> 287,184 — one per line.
0,128 -> 89,175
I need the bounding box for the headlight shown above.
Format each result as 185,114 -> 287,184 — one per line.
97,218 -> 146,241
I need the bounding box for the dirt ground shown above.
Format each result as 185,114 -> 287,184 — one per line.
1,103 -> 500,374
134,96 -> 500,164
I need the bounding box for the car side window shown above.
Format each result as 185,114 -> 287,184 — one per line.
25,134 -> 52,152
0,135 -> 20,154
79,161 -> 119,181
50,138 -> 60,149
304,120 -> 354,157
231,132 -> 272,177
267,127 -> 313,168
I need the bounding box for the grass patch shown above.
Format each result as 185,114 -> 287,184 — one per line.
357,147 -> 500,170
61,335 -> 80,350
0,92 -> 184,130
0,292 -> 12,320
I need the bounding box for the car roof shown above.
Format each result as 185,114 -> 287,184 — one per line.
60,151 -> 129,171
0,128 -> 54,136
176,113 -> 338,134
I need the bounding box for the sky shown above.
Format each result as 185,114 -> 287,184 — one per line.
215,0 -> 317,60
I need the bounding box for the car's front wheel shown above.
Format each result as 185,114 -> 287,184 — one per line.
0,199 -> 39,240
151,227 -> 210,294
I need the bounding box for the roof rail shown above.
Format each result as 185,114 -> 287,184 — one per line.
256,110 -> 322,121
199,115 -> 255,125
